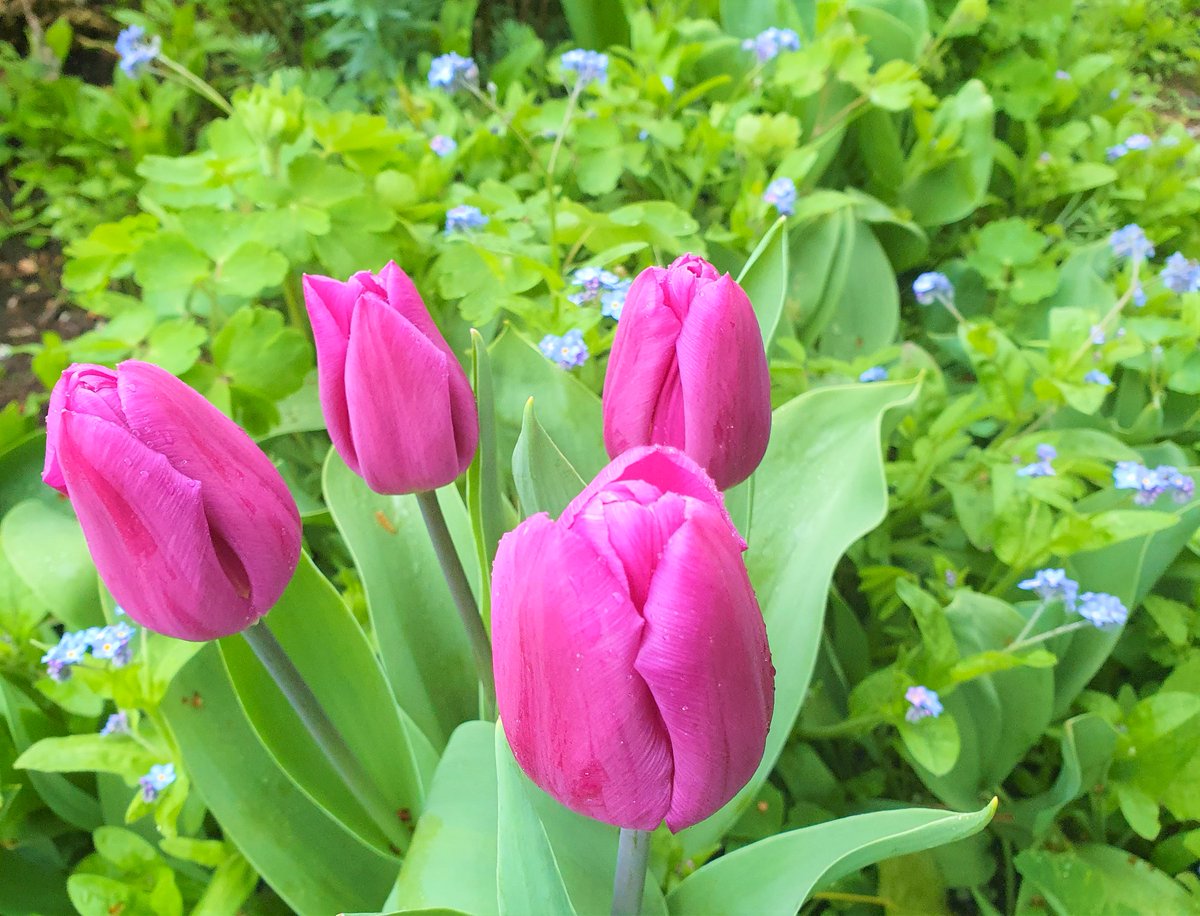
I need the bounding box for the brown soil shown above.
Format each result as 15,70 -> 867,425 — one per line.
0,239 -> 95,407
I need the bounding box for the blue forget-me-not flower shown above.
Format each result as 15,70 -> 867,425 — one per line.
139,763 -> 176,803
1018,568 -> 1079,610
561,49 -> 609,86
742,27 -> 801,63
445,205 -> 487,234
1017,444 -> 1057,478
1113,461 -> 1195,505
1161,252 -> 1200,294
763,177 -> 796,216
539,330 -> 589,369
859,366 -> 888,383
115,25 -> 161,77
1077,592 -> 1128,629
904,686 -> 943,723
1109,224 -> 1155,260
100,711 -> 130,737
428,52 -> 479,91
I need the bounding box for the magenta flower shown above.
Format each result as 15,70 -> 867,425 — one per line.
492,446 -> 774,832
602,254 -> 771,490
42,362 -> 301,641
303,262 -> 479,494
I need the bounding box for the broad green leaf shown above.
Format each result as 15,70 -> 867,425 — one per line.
489,328 -> 607,483
214,242 -> 288,297
558,0 -> 629,48
390,722 -> 500,916
132,233 -> 210,291
211,306 -> 312,402
323,449 -> 477,748
512,399 -> 585,519
680,379 -> 920,852
15,735 -> 158,782
737,217 -> 789,350
668,801 -> 996,915
0,847 -> 71,914
0,499 -> 101,631
1015,845 -> 1200,915
495,726 -> 576,916
219,554 -> 435,852
162,646 -> 397,914
899,713 -> 961,776
468,330 -> 507,615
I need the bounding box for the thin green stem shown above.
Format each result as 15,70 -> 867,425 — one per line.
240,621 -> 410,852
282,274 -> 309,337
1064,255 -> 1142,371
1006,619 -> 1091,653
154,55 -> 234,115
799,714 -> 884,740
611,828 -> 651,916
1013,598 -> 1050,644
544,82 -> 583,274
415,490 -> 496,712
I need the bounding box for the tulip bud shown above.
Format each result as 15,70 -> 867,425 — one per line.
302,261 -> 479,494
492,446 -> 774,832
42,361 -> 301,641
602,254 -> 771,490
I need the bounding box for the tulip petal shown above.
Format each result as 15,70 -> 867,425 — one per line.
561,446 -> 738,543
43,364 -> 121,493
603,270 -> 683,455
675,275 -> 771,489
636,502 -> 774,832
343,299 -> 462,493
377,262 -> 478,471
114,361 -> 301,615
57,411 -> 252,640
492,515 -> 673,829
304,273 -> 362,471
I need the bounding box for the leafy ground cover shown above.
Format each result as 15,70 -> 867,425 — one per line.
3,1 -> 1200,913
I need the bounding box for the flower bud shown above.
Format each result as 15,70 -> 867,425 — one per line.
43,361 -> 301,641
603,254 -> 771,489
492,446 -> 774,831
303,262 -> 479,494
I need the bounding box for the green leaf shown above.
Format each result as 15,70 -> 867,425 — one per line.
489,328 -> 608,484
162,645 -> 397,914
1015,845 -> 1199,915
390,722 -> 500,916
679,380 -> 921,852
0,499 -> 101,630
211,306 -> 312,401
667,801 -> 996,915
558,0 -> 629,50
218,554 -> 435,852
512,399 -> 585,519
737,218 -> 789,351
15,735 -> 158,782
896,580 -> 958,670
899,713 -> 961,776
132,233 -> 210,291
468,330 -> 507,613
323,450 -> 478,749
495,726 -> 576,916
214,242 -> 288,297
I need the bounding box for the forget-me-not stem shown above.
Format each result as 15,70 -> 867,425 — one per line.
241,620 -> 411,852
415,490 -> 496,712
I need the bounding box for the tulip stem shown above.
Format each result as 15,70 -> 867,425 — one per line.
240,621 -> 411,853
415,490 -> 496,712
611,828 -> 651,916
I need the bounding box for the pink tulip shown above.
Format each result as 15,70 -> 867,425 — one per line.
42,361 -> 301,641
302,261 -> 478,494
602,254 -> 771,490
492,446 -> 774,831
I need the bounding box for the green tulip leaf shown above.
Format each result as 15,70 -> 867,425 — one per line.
737,217 -> 789,351
219,553 -> 436,852
680,379 -> 921,853
323,449 -> 478,749
512,398 -> 586,519
668,800 -> 995,915
162,645 -> 397,914
468,329 -> 508,612
1015,845 -> 1199,915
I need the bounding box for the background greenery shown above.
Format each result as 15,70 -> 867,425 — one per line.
3,0 -> 1200,913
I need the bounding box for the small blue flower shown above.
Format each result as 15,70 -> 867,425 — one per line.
100,711 -> 129,737
742,27 -> 801,63
859,366 -> 888,383
561,49 -> 609,87
115,25 -> 161,77
1017,444 -> 1056,478
660,75 -> 675,92
1161,252 -> 1200,294
904,686 -> 943,724
138,763 -> 176,803
539,329 -> 589,369
568,266 -> 621,305
912,271 -> 954,306
601,279 -> 632,320
1077,592 -> 1128,629
429,135 -> 457,157
1132,282 -> 1147,307
1124,133 -> 1153,151
41,630 -> 90,681
638,129 -> 650,141
1055,69 -> 1071,80
1110,224 -> 1155,260
1018,568 -> 1079,610
1113,461 -> 1195,505
89,622 -> 136,667
445,205 -> 488,234
1084,369 -> 1112,386
762,177 -> 796,216
428,52 -> 479,91
1090,324 -> 1107,345
1106,144 -> 1128,161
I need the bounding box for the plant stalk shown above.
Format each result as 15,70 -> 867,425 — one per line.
611,827 -> 651,916
415,489 -> 496,711
240,621 -> 410,852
